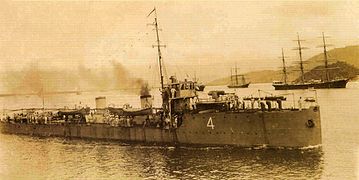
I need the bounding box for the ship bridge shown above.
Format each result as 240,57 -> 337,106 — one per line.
165,76 -> 198,113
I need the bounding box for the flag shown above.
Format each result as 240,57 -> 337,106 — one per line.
147,7 -> 156,17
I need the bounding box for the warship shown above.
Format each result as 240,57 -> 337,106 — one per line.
0,8 -> 321,148
273,33 -> 349,90
227,64 -> 250,88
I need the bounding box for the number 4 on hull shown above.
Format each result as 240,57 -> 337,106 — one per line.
207,117 -> 215,129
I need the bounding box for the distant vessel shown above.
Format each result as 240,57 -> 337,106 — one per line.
193,73 -> 205,91
227,64 -> 250,88
0,8 -> 321,148
195,84 -> 205,91
273,33 -> 349,90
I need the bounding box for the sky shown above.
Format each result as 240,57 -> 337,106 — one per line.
0,0 -> 358,83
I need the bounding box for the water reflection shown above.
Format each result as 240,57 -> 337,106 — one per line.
158,147 -> 324,179
61,139 -> 324,179
0,134 -> 325,179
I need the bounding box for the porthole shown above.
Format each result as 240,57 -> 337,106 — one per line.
306,120 -> 315,128
313,106 -> 318,112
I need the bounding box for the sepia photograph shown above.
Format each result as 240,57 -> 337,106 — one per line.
0,0 -> 358,179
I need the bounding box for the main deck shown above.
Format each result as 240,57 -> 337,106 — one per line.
0,106 -> 321,148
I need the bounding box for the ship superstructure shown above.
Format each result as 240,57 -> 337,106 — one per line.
0,8 -> 322,148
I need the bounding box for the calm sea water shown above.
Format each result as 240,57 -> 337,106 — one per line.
0,83 -> 358,179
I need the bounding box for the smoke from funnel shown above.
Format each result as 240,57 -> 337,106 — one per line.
0,61 -> 147,94
111,60 -> 145,90
140,82 -> 150,96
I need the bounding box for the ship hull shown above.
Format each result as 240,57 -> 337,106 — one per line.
0,107 -> 321,148
273,79 -> 348,90
227,83 -> 250,88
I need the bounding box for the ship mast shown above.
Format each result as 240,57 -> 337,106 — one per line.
295,33 -> 305,84
41,87 -> 45,110
281,48 -> 288,84
322,32 -> 330,82
235,63 -> 238,85
148,7 -> 166,91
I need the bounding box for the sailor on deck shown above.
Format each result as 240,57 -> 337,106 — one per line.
277,99 -> 282,110
250,97 -> 255,109
266,101 -> 272,111
171,87 -> 176,99
164,116 -> 171,129
298,97 -> 303,111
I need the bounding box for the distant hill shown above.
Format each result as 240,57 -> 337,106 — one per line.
208,45 -> 359,85
295,61 -> 359,82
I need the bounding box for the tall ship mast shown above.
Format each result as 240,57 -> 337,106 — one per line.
321,32 -> 331,82
227,63 -> 250,88
0,9 -> 322,148
281,48 -> 288,85
317,32 -> 349,85
272,33 -> 349,90
295,33 -> 307,84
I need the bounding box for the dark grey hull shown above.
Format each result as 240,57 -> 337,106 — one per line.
0,107 -> 321,148
273,79 -> 349,90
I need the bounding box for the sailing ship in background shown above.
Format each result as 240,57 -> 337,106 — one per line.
0,8 -> 322,148
272,33 -> 349,90
227,64 -> 250,88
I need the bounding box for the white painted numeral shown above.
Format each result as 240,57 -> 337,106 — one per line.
207,117 -> 215,129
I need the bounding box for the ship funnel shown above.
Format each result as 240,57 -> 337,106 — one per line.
95,97 -> 107,109
140,95 -> 152,108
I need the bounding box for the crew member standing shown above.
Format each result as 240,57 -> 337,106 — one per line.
298,97 -> 303,111
171,87 -> 176,99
